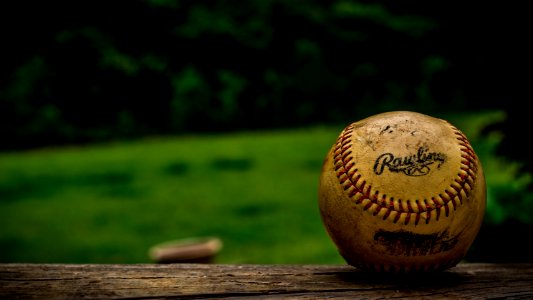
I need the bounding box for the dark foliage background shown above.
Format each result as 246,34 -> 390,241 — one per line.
1,1 -> 528,148
1,0 -> 531,262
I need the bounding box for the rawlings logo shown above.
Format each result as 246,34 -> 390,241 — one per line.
373,147 -> 446,176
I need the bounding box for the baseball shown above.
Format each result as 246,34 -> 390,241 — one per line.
318,111 -> 486,272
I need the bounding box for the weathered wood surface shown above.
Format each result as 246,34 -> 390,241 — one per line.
1,263 -> 532,299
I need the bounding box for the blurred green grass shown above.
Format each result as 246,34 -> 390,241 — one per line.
0,110 -> 523,264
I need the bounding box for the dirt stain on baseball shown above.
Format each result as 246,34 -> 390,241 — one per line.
374,229 -> 459,256
379,125 -> 394,135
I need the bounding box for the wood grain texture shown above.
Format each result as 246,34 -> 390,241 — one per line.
1,263 -> 532,299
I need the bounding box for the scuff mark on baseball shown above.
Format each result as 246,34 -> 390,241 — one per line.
318,111 -> 486,272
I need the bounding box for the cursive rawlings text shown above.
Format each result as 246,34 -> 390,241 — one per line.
373,147 -> 446,176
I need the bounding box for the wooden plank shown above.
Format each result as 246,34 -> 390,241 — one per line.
1,263 -> 532,299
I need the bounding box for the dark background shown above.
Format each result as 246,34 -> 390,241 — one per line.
1,0 -> 531,262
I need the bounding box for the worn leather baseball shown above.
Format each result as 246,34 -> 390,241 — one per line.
318,111 -> 486,272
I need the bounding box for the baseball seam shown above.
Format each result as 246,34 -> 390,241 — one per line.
333,122 -> 478,226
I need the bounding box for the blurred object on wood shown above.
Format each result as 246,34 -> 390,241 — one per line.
148,236 -> 223,263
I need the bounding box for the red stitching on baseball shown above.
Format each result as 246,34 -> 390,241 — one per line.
333,122 -> 478,224
404,213 -> 411,225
